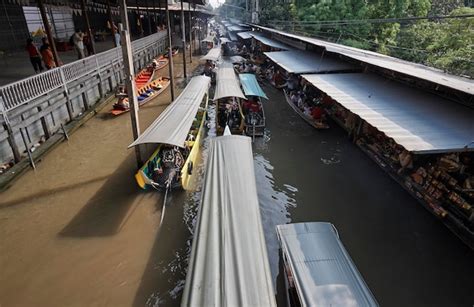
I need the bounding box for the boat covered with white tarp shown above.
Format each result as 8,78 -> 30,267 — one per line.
181,135 -> 276,307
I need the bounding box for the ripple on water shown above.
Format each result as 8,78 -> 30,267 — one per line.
253,154 -> 297,286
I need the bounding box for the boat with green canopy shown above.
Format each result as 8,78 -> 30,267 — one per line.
239,73 -> 268,137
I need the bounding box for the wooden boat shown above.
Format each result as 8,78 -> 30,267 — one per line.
216,98 -> 245,135
283,89 -> 329,129
239,73 -> 268,137
164,48 -> 179,58
153,57 -> 169,71
243,98 -> 265,137
130,75 -> 211,191
135,66 -> 155,89
111,77 -> 170,116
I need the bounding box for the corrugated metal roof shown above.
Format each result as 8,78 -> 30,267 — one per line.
277,222 -> 379,307
264,50 -> 356,74
251,32 -> 291,50
237,31 -> 253,40
128,75 -> 210,148
251,25 -> 474,95
302,73 -> 474,153
214,62 -> 246,100
181,135 -> 276,307
228,25 -> 247,32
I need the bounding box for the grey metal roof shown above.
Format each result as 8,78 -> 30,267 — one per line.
229,32 -> 238,41
128,75 -> 210,148
302,73 -> 474,153
181,135 -> 276,307
251,25 -> 474,95
237,31 -> 253,40
277,222 -> 379,307
228,25 -> 247,32
264,50 -> 356,74
200,48 -> 221,62
214,62 -> 246,100
251,32 -> 291,50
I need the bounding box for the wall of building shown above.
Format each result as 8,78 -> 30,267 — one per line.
0,2 -> 30,52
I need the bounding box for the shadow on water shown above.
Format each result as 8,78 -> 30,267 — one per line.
132,105 -> 216,307
59,154 -> 151,237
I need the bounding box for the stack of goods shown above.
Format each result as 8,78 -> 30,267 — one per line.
407,154 -> 473,225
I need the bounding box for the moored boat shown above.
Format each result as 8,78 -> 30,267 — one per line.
283,89 -> 329,129
214,62 -> 247,135
128,75 -> 211,191
164,48 -> 179,58
239,73 -> 268,137
111,77 -> 170,116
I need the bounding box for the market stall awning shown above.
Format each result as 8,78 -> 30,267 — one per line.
228,25 -> 246,32
128,75 -> 210,148
276,222 -> 379,307
302,73 -> 474,153
237,31 -> 253,40
220,37 -> 231,44
200,47 -> 221,62
264,50 -> 356,74
252,24 -> 473,95
214,62 -> 246,100
229,55 -> 246,63
239,74 -> 268,99
251,32 -> 290,50
229,32 -> 238,41
181,135 -> 276,307
202,35 -> 214,43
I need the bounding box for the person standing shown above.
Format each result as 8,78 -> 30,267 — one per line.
26,38 -> 43,73
73,29 -> 85,59
40,37 -> 56,70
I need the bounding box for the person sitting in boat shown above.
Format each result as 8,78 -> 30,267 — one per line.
152,58 -> 159,69
114,86 -> 130,110
273,70 -> 287,88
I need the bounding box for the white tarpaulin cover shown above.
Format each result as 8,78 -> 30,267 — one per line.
128,75 -> 210,148
181,135 -> 276,307
251,32 -> 290,50
264,50 -> 356,73
200,47 -> 221,61
277,222 -> 379,307
302,73 -> 474,153
252,24 -> 473,95
214,62 -> 246,100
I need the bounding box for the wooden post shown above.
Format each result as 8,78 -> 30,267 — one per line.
107,0 -> 118,47
166,0 -> 175,100
81,0 -> 96,54
180,0 -> 187,80
144,0 -> 152,35
37,0 -> 61,67
119,0 -> 142,167
188,2 -> 192,63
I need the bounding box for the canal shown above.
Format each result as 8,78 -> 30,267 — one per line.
135,81 -> 474,306
1,62 -> 473,306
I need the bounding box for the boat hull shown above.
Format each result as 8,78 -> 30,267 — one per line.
283,89 -> 329,130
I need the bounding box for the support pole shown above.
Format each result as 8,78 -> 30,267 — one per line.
180,0 -> 187,80
37,0 -> 60,67
145,0 -> 152,35
152,0 -> 157,32
166,0 -> 175,100
136,0 -> 144,37
81,0 -> 96,54
119,0 -> 142,167
188,1 -> 192,63
107,0 -> 118,47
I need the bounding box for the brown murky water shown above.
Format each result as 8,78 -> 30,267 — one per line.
1,58 -> 473,307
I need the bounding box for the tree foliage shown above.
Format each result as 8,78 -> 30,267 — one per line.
257,0 -> 472,77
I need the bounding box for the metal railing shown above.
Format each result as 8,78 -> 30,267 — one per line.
0,31 -> 167,113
